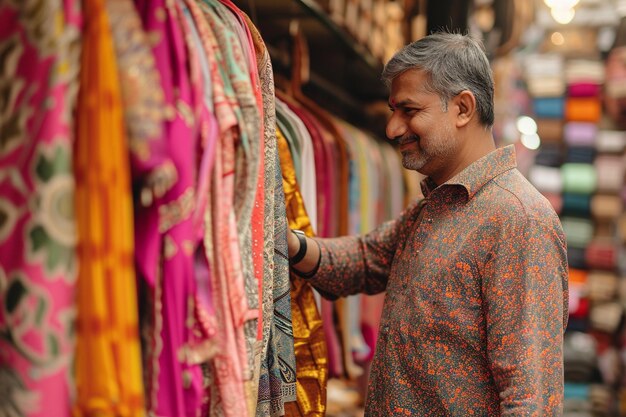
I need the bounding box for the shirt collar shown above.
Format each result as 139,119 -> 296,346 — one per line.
420,145 -> 517,201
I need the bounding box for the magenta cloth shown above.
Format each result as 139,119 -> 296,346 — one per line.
134,1 -> 204,416
0,3 -> 81,417
567,82 -> 601,97
564,122 -> 597,147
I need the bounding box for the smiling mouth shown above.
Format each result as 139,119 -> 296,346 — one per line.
399,136 -> 419,151
399,135 -> 419,147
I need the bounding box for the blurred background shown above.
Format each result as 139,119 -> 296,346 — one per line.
3,0 -> 626,416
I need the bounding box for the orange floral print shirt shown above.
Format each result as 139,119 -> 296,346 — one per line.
310,145 -> 569,416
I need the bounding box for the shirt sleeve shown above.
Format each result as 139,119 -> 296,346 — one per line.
483,215 -> 569,416
307,199 -> 424,300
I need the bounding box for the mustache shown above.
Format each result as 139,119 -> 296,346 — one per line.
397,134 -> 420,146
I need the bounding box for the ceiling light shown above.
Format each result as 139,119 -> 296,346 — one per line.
516,116 -> 538,135
551,6 -> 576,24
521,133 -> 541,150
551,31 -> 565,45
544,0 -> 579,8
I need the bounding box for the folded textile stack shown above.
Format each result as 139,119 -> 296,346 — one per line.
527,54 -> 625,416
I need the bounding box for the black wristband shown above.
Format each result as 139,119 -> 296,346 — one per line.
290,229 -> 307,264
292,238 -> 322,279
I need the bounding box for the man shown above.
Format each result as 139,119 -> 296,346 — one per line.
287,32 -> 569,416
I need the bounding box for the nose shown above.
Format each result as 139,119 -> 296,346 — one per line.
386,112 -> 407,141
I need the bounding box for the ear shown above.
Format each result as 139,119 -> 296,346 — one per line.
452,90 -> 477,128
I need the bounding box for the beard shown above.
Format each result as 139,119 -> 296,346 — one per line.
399,125 -> 457,173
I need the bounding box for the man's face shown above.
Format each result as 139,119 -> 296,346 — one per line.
386,69 -> 460,180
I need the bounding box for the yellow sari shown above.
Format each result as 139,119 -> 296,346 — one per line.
73,0 -> 144,415
277,128 -> 328,417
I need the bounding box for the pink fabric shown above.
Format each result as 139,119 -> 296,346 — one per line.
185,2 -> 249,414
0,3 -> 81,416
568,82 -> 600,97
134,2 -> 204,416
218,0 -> 266,342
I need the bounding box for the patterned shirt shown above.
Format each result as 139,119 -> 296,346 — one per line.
310,146 -> 569,416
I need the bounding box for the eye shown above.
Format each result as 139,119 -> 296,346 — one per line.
403,108 -> 419,116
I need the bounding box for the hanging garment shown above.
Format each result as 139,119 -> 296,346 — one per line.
200,5 -> 263,406
279,95 -> 333,238
275,96 -> 345,382
275,99 -> 318,231
243,15 -> 299,416
73,0 -> 145,415
133,1 -> 205,415
214,6 -> 268,399
0,2 -> 81,416
184,2 -> 250,415
276,129 -> 328,417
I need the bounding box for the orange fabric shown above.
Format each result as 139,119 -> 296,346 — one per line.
565,97 -> 602,122
73,0 -> 144,415
568,268 -> 588,286
277,128 -> 328,417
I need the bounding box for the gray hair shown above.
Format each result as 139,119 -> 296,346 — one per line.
382,32 -> 495,127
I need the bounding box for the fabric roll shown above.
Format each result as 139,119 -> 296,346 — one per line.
591,194 -> 622,221
543,192 -> 563,215
565,98 -> 602,123
565,59 -> 605,84
562,193 -> 591,217
586,270 -> 618,301
568,247 -> 588,269
533,97 -> 565,119
590,302 -> 622,334
597,348 -> 621,386
524,53 -> 564,78
536,119 -> 564,143
534,144 -> 564,167
527,77 -> 566,97
528,165 -> 563,193
562,163 -> 596,194
568,82 -> 601,98
595,130 -> 626,154
564,382 -> 592,399
564,122 -> 597,147
563,333 -> 597,383
561,216 -> 594,249
589,384 -> 613,416
568,268 -> 589,319
566,146 -> 596,164
594,155 -> 624,193
567,318 -> 590,333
